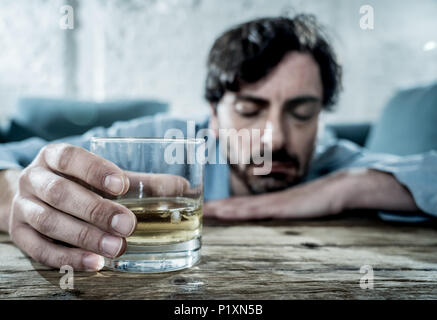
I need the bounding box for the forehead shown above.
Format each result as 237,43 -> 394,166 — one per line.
238,52 -> 323,100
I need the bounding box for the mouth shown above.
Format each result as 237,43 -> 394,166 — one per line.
270,161 -> 297,175
252,161 -> 298,177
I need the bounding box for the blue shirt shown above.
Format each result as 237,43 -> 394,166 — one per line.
1,113 -> 436,223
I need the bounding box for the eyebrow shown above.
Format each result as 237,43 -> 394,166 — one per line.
235,95 -> 269,106
283,96 -> 321,109
235,94 -> 321,108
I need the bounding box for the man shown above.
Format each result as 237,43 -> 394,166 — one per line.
0,15 -> 436,271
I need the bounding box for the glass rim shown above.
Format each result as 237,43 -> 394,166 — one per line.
90,137 -> 205,144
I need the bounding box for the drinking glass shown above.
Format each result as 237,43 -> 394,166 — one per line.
90,137 -> 205,273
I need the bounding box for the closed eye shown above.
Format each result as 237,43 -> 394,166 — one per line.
290,112 -> 314,121
238,108 -> 261,117
285,100 -> 320,121
234,99 -> 267,118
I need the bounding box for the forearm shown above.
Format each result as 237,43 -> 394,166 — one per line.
204,168 -> 421,221
0,169 -> 21,232
339,168 -> 419,212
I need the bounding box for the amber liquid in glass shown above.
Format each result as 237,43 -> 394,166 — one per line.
115,197 -> 202,246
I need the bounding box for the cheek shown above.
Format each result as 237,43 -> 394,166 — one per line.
217,109 -> 262,166
285,120 -> 318,160
217,105 -> 237,129
216,107 -> 250,163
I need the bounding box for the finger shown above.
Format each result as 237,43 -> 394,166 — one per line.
11,223 -> 105,271
205,206 -> 243,220
24,167 -> 136,237
18,197 -> 126,258
41,143 -> 129,196
125,171 -> 191,197
204,200 -> 241,220
204,198 -> 273,221
203,202 -> 219,218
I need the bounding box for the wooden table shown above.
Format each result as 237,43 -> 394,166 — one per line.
1,214 -> 437,299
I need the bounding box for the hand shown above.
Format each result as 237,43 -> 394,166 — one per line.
204,171 -> 347,220
8,143 -> 189,271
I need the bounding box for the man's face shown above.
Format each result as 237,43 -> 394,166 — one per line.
210,52 -> 324,194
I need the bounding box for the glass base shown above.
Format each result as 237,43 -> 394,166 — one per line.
104,238 -> 201,273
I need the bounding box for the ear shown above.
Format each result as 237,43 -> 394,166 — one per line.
209,103 -> 219,138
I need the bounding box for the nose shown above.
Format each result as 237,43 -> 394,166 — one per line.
261,116 -> 285,151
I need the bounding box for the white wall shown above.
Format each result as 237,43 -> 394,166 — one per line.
1,0 -> 436,126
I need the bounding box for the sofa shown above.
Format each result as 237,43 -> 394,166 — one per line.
1,82 -> 436,156
331,82 -> 437,154
0,97 -> 168,143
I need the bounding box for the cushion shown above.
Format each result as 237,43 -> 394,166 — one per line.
2,97 -> 168,142
327,122 -> 371,147
365,82 -> 437,155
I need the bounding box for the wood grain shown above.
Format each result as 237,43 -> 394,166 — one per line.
1,215 -> 437,299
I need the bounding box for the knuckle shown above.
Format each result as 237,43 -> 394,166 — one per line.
10,195 -> 25,220
43,178 -> 66,207
75,227 -> 93,249
31,242 -> 71,269
32,245 -> 51,266
84,160 -> 111,188
39,144 -> 59,164
85,200 -> 108,227
31,206 -> 56,235
50,143 -> 77,172
55,252 -> 73,269
18,168 -> 32,192
21,166 -> 49,195
38,145 -> 50,160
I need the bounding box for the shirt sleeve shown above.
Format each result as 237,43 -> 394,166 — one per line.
308,139 -> 437,222
0,113 -> 191,171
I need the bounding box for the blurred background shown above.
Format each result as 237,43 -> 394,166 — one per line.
0,0 -> 436,130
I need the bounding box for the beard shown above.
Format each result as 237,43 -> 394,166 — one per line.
228,148 -> 304,195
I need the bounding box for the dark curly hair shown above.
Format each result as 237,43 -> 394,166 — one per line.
204,14 -> 342,110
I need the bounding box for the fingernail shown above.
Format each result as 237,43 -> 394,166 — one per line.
111,213 -> 135,236
83,254 -> 105,271
104,174 -> 124,194
101,235 -> 123,257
